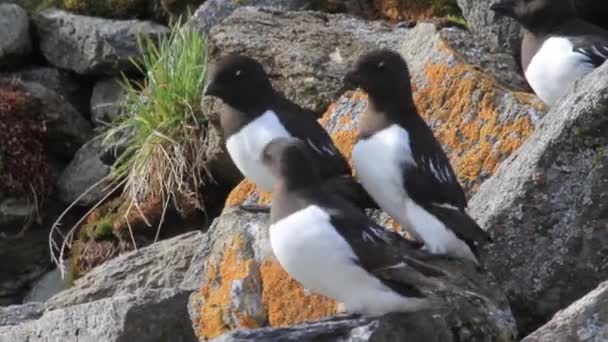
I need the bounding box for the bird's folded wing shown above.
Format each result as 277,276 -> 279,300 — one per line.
572,36 -> 608,68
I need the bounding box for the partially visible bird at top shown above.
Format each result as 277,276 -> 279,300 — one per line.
491,0 -> 608,106
345,49 -> 492,265
203,54 -> 375,212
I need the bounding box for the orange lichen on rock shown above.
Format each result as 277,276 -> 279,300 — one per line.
224,179 -> 272,208
197,236 -> 257,339
413,61 -> 536,191
260,259 -> 337,327
374,0 -> 439,21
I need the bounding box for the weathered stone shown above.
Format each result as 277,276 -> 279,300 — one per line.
0,226 -> 52,306
212,9 -> 545,207
189,209 -> 516,340
18,80 -> 93,159
213,311 -> 513,342
456,0 -> 521,54
47,231 -> 206,309
0,4 -> 31,67
470,63 -> 608,335
91,77 -> 127,126
0,303 -> 44,327
23,267 -> 69,304
522,281 -> 608,342
33,9 -> 169,75
57,140 -> 112,206
190,0 -> 311,35
0,288 -> 196,342
9,66 -> 92,115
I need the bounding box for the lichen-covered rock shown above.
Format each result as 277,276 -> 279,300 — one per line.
190,0 -> 311,35
57,140 -> 112,206
0,4 -> 31,67
521,281 -> 608,342
456,0 -> 520,54
60,0 -> 148,19
33,9 -> 169,75
91,78 -> 127,126
0,288 -> 196,342
189,209 -> 516,341
212,10 -> 544,207
470,63 -> 608,335
47,231 -> 206,309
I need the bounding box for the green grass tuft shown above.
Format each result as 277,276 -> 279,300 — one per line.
101,18 -> 214,215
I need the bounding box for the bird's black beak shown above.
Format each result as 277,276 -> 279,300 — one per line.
342,70 -> 361,91
203,79 -> 220,97
490,0 -> 515,17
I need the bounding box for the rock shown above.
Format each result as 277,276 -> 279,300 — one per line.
47,231 -> 206,309
188,209 -> 516,340
90,77 -> 127,126
0,4 -> 31,67
23,267 -> 69,304
456,0 -> 521,54
522,281 -> 608,342
33,9 -> 169,75
213,311 -> 513,342
470,63 -> 608,335
190,0 -> 311,35
17,80 -> 93,159
0,303 -> 44,326
212,9 -> 544,207
9,66 -> 92,115
57,140 -> 112,206
0,225 -> 52,306
0,288 -> 196,342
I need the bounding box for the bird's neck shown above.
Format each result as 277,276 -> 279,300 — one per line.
363,94 -> 418,130
270,183 -> 317,224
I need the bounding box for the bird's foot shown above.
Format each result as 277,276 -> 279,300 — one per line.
239,204 -> 271,213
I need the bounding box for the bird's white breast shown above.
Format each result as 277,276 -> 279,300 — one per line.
270,205 -> 424,315
225,110 -> 291,192
353,125 -> 413,228
525,37 -> 594,106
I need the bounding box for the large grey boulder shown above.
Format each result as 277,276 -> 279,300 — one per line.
456,0 -> 521,54
91,77 -> 127,126
471,62 -> 608,334
188,210 -> 516,340
47,231 -> 206,309
9,66 -> 92,115
0,303 -> 44,327
190,0 -> 311,34
17,80 -> 93,159
522,281 -> 608,342
0,4 -> 31,67
33,9 -> 169,75
57,140 -> 112,206
0,288 -> 196,342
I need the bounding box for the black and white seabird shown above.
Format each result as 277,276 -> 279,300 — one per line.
491,0 -> 608,106
345,49 -> 492,264
263,137 -> 445,315
204,55 -> 374,210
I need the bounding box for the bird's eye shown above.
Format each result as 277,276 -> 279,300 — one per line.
234,70 -> 242,78
377,61 -> 385,70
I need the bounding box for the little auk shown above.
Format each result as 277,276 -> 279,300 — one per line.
264,137 -> 445,315
204,55 -> 375,211
491,0 -> 608,106
345,49 -> 492,264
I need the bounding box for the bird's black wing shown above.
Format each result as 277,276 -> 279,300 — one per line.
562,21 -> 608,68
271,96 -> 351,179
572,37 -> 608,68
401,120 -> 491,251
320,198 -> 445,298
